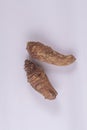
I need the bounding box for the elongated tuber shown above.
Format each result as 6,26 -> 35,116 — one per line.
24,60 -> 58,100
27,42 -> 76,66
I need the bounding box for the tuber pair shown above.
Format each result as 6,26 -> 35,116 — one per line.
25,42 -> 76,100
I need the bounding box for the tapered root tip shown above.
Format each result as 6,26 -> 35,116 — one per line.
60,55 -> 76,66
46,94 -> 57,100
67,55 -> 76,64
44,90 -> 58,100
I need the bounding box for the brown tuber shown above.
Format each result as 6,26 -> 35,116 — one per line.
27,42 -> 76,66
24,60 -> 58,100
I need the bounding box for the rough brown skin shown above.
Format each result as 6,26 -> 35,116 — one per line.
24,60 -> 58,100
27,42 -> 76,66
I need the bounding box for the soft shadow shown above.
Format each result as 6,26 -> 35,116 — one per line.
26,32 -> 55,46
27,32 -> 77,56
27,85 -> 61,116
33,60 -> 77,75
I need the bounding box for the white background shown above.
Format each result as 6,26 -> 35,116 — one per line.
0,0 -> 87,130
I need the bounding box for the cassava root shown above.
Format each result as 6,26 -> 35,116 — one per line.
24,60 -> 58,100
27,42 -> 76,66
